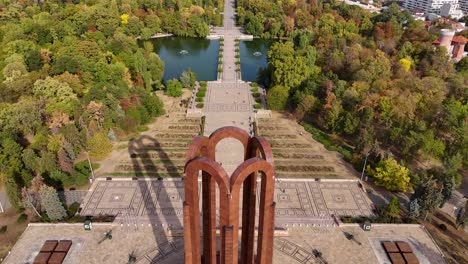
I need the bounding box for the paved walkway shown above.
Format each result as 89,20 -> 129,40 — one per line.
80,178 -> 374,227
4,224 -> 446,264
203,0 -> 255,174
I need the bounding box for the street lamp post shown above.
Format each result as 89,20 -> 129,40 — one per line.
87,151 -> 95,183
360,151 -> 371,181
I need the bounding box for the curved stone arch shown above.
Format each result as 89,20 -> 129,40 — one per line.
183,157 -> 231,264
185,136 -> 209,164
230,158 -> 274,192
229,158 -> 275,264
207,126 -> 250,160
248,136 -> 274,164
185,157 -> 230,199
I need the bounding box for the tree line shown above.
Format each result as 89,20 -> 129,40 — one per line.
0,0 -> 220,214
241,2 -> 466,200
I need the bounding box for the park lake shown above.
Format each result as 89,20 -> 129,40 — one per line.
239,39 -> 274,82
149,37 -> 272,82
150,37 -> 220,81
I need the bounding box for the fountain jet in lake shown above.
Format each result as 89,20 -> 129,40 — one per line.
253,51 -> 262,57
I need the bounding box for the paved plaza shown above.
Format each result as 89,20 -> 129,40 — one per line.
4,223 -> 445,264
203,81 -> 254,174
79,178 -> 374,227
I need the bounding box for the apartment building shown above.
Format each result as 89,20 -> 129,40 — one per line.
403,0 -> 465,18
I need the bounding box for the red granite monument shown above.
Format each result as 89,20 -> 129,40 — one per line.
183,126 -> 276,264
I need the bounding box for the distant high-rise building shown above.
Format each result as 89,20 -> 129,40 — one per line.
460,0 -> 468,14
403,0 -> 465,18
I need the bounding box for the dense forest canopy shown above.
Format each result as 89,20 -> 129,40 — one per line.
0,0 -> 223,210
237,1 -> 467,189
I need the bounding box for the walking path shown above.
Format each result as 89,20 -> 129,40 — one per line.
80,178 -> 374,227
203,0 -> 255,174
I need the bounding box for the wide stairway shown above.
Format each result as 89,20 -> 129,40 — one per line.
105,111 -> 201,178
257,113 -> 357,179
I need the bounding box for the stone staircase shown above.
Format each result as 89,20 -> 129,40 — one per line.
257,115 -> 357,179
107,112 -> 201,177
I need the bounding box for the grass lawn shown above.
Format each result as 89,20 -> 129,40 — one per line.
0,209 -> 32,261
302,123 -> 353,160
422,211 -> 468,264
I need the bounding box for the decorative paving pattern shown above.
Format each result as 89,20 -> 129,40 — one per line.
141,181 -> 184,217
137,237 -> 184,264
274,238 -> 317,264
81,179 -> 373,225
274,181 -> 315,217
308,182 -> 373,217
207,104 -> 250,112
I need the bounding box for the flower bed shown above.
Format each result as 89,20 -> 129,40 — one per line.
272,153 -> 325,160
269,142 -> 310,148
153,133 -> 195,139
176,119 -> 200,123
275,165 -> 335,173
265,134 -> 298,139
167,125 -> 199,130
258,125 -> 288,131
131,152 -> 187,159
115,164 -> 184,172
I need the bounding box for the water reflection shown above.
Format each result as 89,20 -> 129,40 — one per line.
149,37 -> 219,81
240,39 -> 274,82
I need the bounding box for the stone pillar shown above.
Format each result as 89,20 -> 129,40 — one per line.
183,127 -> 275,264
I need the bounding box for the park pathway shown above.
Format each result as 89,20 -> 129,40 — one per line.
203,0 -> 255,174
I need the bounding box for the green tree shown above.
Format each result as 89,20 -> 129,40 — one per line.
367,157 -> 410,192
268,42 -> 310,89
33,77 -> 78,115
22,148 -> 40,174
455,57 -> 468,72
87,132 -> 112,159
5,176 -> 22,211
412,177 -> 443,220
386,196 -> 401,217
40,185 -> 67,221
408,198 -> 420,219
166,79 -> 183,97
180,69 -> 197,89
147,52 -> 165,85
0,100 -> 44,134
267,85 -> 289,110
456,201 -> 467,229
440,175 -> 455,208
245,13 -> 264,36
